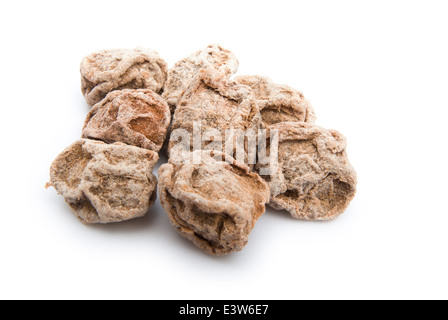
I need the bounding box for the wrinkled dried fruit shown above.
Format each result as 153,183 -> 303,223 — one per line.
81,48 -> 168,106
235,75 -> 316,126
168,68 -> 261,165
162,44 -> 239,113
49,139 -> 159,224
82,89 -> 171,152
158,151 -> 270,255
257,122 -> 357,220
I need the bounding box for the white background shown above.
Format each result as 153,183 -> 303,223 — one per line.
1,0 -> 447,300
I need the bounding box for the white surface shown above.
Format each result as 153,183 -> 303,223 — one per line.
1,0 -> 447,300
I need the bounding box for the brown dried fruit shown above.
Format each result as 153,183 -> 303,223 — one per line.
82,89 -> 171,152
49,139 -> 159,224
162,44 -> 239,113
81,48 -> 168,106
158,151 -> 270,255
168,68 -> 261,165
257,122 -> 357,220
235,75 -> 316,126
